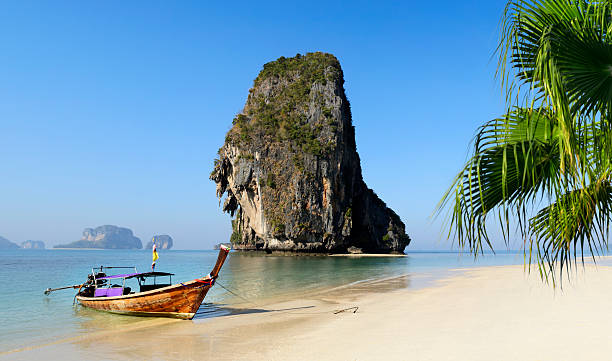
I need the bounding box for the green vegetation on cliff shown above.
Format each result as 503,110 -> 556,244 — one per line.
218,53 -> 350,230
226,52 -> 343,156
254,52 -> 340,88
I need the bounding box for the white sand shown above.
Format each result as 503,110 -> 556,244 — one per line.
5,264 -> 612,361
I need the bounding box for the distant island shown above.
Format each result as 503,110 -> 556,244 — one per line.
21,240 -> 45,249
0,236 -> 19,250
145,235 -> 173,250
210,52 -> 410,254
0,236 -> 46,250
54,225 -> 142,249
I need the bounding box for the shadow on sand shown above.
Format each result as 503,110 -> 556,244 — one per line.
193,302 -> 315,320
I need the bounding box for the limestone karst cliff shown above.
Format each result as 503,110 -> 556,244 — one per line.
54,225 -> 142,249
146,235 -> 173,250
211,52 -> 410,253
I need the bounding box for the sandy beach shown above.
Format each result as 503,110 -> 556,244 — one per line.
5,263 -> 612,361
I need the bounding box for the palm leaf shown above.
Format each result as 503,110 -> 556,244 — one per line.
440,107 -> 563,254
442,1 -> 612,280
529,177 -> 612,281
500,0 -> 612,119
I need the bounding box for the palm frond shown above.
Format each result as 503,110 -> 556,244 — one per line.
499,0 -> 612,124
529,177 -> 612,281
442,1 -> 612,281
439,107 -> 563,254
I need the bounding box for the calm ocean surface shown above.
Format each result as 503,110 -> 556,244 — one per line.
0,249 -> 526,353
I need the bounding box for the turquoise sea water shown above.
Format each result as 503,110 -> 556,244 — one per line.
0,249 -> 525,353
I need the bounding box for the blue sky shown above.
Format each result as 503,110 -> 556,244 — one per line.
0,1 -> 513,250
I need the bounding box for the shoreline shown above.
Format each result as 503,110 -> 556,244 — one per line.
227,250 -> 408,257
1,268 -> 457,357
6,263 -> 612,360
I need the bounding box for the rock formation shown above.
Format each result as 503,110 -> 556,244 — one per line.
210,52 -> 410,254
54,225 -> 142,249
0,236 -> 19,250
21,240 -> 45,249
145,235 -> 173,250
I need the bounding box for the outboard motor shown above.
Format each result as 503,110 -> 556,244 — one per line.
77,272 -> 107,297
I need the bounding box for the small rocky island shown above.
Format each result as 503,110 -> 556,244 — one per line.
54,225 -> 142,249
21,240 -> 45,249
211,52 -> 410,254
145,235 -> 173,250
0,237 -> 46,249
0,236 -> 19,250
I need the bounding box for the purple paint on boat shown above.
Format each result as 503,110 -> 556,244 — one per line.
94,288 -> 123,297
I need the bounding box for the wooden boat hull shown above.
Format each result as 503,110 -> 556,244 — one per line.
76,278 -> 213,319
76,246 -> 230,320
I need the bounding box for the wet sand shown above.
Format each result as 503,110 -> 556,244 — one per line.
4,264 -> 612,360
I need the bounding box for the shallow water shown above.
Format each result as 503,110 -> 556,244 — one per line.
0,249 -> 524,352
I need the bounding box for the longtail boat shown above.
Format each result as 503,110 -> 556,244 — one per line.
58,246 -> 230,320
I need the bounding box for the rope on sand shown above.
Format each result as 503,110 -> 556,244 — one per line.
333,306 -> 358,314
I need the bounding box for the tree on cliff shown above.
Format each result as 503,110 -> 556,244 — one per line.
438,0 -> 612,281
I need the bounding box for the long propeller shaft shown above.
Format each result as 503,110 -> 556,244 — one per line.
44,284 -> 83,295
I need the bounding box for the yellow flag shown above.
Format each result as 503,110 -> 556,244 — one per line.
152,243 -> 159,262
151,243 -> 159,271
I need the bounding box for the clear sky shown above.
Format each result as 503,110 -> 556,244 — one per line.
0,1 -> 514,250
